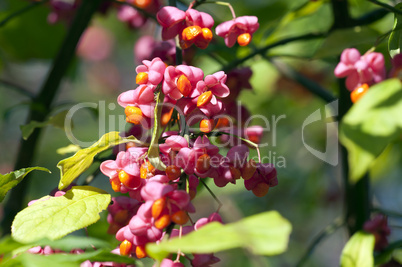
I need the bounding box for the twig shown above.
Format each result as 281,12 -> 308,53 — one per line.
0,79 -> 34,98
193,1 -> 236,18
271,59 -> 337,103
371,208 -> 402,218
221,32 -> 327,73
354,8 -> 389,26
0,0 -> 105,236
296,217 -> 345,267
0,0 -> 49,28
199,178 -> 222,208
191,0 -> 207,9
367,0 -> 402,16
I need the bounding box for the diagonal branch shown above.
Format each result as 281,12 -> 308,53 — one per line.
271,59 -> 337,103
0,0 -> 49,28
296,217 -> 345,267
367,0 -> 402,16
1,0 -> 105,236
221,32 -> 327,73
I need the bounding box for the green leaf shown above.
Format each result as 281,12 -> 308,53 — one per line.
339,79 -> 402,183
57,131 -> 142,190
146,211 -> 291,261
0,167 -> 50,202
20,110 -> 70,140
388,3 -> 402,58
279,1 -> 324,28
394,249 -> 402,264
375,240 -> 402,265
0,236 -> 23,255
340,231 -> 375,267
11,186 -> 111,243
1,249 -> 138,267
147,91 -> 166,171
0,236 -> 112,257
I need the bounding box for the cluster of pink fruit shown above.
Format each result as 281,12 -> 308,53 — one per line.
97,1 -> 276,266
27,1 -> 277,266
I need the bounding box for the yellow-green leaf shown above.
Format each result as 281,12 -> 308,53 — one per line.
340,231 -> 375,267
339,79 -> 402,182
11,186 -> 111,243
146,211 -> 291,261
57,131 -> 142,190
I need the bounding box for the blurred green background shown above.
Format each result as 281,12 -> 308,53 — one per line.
0,0 -> 401,266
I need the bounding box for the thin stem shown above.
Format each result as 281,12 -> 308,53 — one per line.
217,131 -> 260,150
354,8 -> 389,27
0,0 -> 105,236
190,0 -> 206,9
367,0 -> 402,16
221,32 -> 326,73
214,1 -> 236,18
296,217 -> 345,267
0,0 -> 49,28
191,1 -> 236,18
199,178 -> 222,208
271,59 -> 337,103
371,208 -> 402,218
175,226 -> 183,262
0,79 -> 34,98
218,4 -> 389,74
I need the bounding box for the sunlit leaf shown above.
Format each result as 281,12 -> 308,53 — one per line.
340,231 -> 375,267
11,186 -> 111,243
388,3 -> 402,58
146,211 -> 291,261
0,167 -> 50,202
57,132 -> 142,190
0,235 -> 112,259
339,79 -> 402,183
395,249 -> 402,264
147,91 -> 166,171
